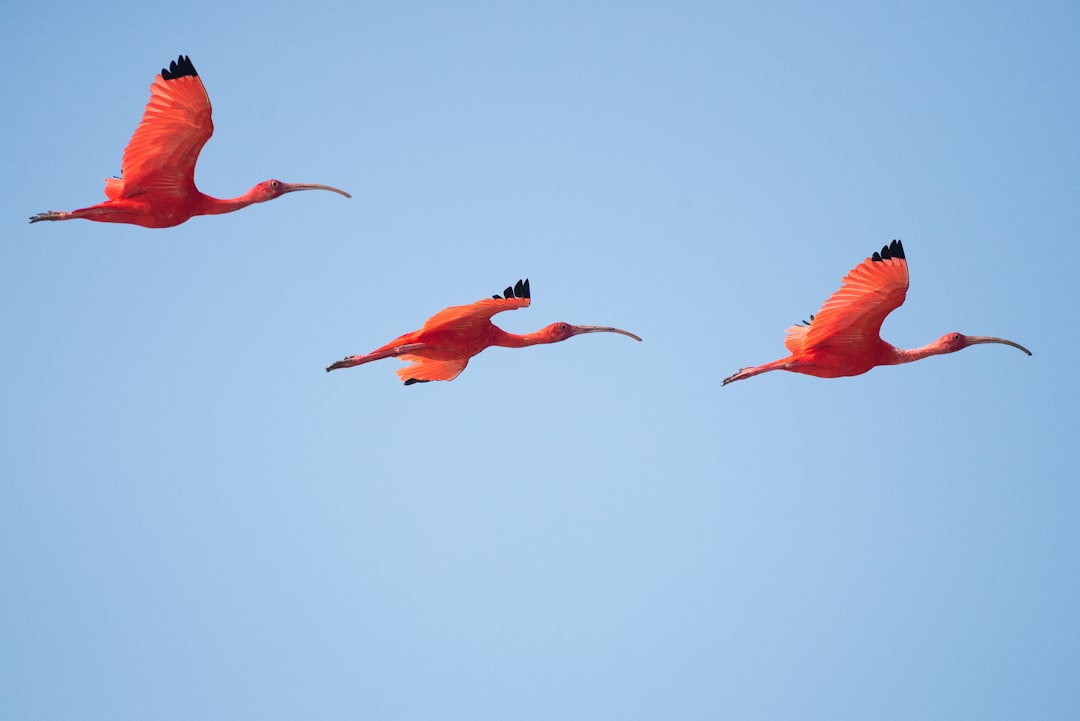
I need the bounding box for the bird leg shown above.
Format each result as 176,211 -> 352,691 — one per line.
326,343 -> 425,372
722,359 -> 797,386
30,205 -> 132,224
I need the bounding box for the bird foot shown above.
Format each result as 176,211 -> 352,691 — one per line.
326,356 -> 358,372
29,211 -> 66,223
721,368 -> 749,386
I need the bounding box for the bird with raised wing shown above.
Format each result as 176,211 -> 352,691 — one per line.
722,240 -> 1031,385
326,279 -> 642,384
30,55 -> 350,228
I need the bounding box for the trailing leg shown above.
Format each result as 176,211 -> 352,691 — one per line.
326,343 -> 425,372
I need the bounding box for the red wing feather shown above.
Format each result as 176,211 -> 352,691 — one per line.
785,252 -> 909,354
113,70 -> 213,199
103,176 -> 124,200
395,355 -> 469,383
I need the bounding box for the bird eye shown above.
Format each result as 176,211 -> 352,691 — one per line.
270,181 -> 279,188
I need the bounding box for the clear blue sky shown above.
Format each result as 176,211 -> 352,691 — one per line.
3,2 -> 1078,719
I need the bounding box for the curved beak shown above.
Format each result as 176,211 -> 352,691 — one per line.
965,335 -> 1032,356
570,325 -> 643,342
281,182 -> 352,198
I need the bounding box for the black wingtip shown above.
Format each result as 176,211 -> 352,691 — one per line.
495,278 -> 530,300
872,239 -> 905,262
161,55 -> 198,81
403,378 -> 431,386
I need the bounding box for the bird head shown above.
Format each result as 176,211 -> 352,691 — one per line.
540,322 -> 643,344
939,332 -> 1032,356
252,179 -> 352,202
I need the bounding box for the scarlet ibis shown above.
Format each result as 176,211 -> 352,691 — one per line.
722,240 -> 1031,385
326,279 -> 642,384
29,55 -> 350,229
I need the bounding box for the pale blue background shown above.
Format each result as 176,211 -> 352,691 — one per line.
3,2 -> 1078,719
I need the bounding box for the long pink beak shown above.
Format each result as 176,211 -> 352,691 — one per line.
281,182 -> 352,198
570,325 -> 643,342
965,335 -> 1032,356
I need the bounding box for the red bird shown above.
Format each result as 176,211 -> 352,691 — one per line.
30,55 -> 350,228
326,279 -> 642,384
723,240 -> 1031,385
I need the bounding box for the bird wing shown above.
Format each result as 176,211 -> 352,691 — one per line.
112,56 -> 213,199
785,241 -> 909,354
395,356 -> 469,384
419,279 -> 532,333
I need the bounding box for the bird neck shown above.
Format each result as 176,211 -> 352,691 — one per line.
490,327 -> 551,349
197,190 -> 261,216
886,339 -> 950,365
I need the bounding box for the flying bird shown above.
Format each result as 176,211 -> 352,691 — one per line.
29,55 -> 350,228
326,279 -> 642,384
722,240 -> 1031,385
